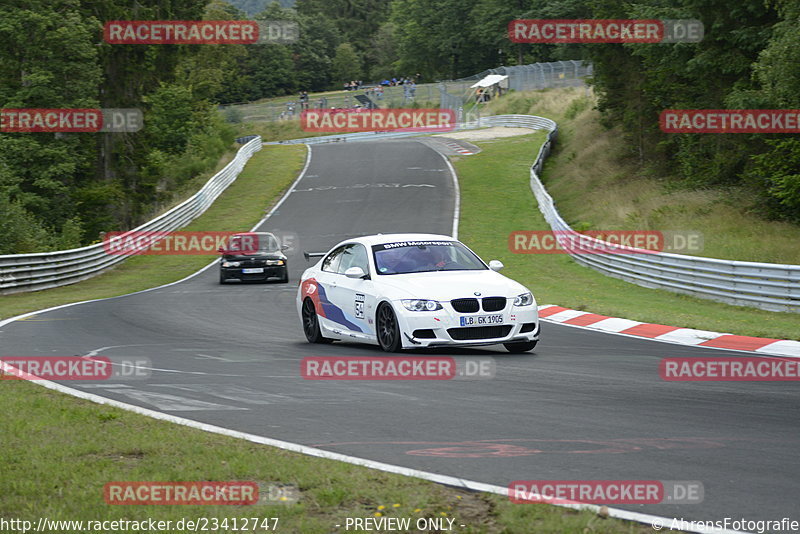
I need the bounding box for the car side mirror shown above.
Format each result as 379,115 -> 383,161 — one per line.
488,260 -> 504,271
218,247 -> 226,254
281,244 -> 290,251
344,266 -> 367,279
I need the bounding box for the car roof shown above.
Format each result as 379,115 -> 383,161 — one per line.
232,231 -> 277,237
341,233 -> 458,247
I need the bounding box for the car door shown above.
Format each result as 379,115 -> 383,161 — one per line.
312,245 -> 346,335
327,243 -> 378,339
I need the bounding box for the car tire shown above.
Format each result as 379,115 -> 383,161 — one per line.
280,271 -> 289,283
302,298 -> 333,344
376,303 -> 402,352
219,271 -> 226,284
503,340 -> 538,353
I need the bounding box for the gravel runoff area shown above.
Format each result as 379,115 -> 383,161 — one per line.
434,126 -> 534,141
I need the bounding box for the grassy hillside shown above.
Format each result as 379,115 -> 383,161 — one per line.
483,87 -> 800,264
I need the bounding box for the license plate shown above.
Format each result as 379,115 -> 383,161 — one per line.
242,268 -> 264,274
460,314 -> 503,327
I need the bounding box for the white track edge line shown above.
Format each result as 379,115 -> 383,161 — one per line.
0,142 -> 751,534
2,370 -> 745,534
250,144 -> 313,232
437,150 -> 460,239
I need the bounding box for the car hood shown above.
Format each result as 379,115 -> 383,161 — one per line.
374,270 -> 528,301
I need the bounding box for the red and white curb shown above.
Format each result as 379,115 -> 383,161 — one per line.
538,305 -> 800,358
443,140 -> 476,155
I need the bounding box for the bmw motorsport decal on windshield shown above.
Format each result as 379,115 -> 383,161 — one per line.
376,240 -> 456,249
371,241 -> 487,275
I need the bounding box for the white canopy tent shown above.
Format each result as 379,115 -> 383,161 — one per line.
470,74 -> 509,88
469,74 -> 509,103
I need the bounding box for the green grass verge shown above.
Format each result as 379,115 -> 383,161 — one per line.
0,144 -> 306,322
0,380 -> 655,533
484,87 -> 800,264
454,132 -> 799,341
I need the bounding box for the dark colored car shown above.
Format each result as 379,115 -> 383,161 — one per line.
219,232 -> 289,284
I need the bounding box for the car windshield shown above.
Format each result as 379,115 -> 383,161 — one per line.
227,234 -> 279,253
371,240 -> 486,275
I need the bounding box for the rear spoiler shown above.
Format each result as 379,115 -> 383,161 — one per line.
303,251 -> 326,262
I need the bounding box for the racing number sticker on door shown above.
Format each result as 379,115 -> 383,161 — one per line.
355,293 -> 365,319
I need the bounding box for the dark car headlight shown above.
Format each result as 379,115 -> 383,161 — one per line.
265,259 -> 285,266
222,261 -> 241,268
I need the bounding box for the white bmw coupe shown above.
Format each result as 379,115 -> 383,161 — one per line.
296,233 -> 539,352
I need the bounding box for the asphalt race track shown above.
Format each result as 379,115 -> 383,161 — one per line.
2,139 -> 798,528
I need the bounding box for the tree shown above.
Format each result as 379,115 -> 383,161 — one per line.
0,0 -> 101,241
332,43 -> 362,82
0,0 -> 240,249
296,0 -> 391,75
366,22 -> 400,79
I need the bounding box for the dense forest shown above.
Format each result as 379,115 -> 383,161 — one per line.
1,0 -> 798,255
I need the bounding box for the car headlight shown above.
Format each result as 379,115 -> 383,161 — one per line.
265,259 -> 285,266
513,292 -> 534,306
401,299 -> 443,312
222,261 -> 240,268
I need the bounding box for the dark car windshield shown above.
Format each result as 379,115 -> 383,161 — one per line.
227,234 -> 280,253
371,240 -> 486,275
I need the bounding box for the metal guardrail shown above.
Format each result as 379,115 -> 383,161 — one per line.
478,114 -> 799,313
0,136 -> 263,295
5,112 -> 798,312
266,129 -> 443,146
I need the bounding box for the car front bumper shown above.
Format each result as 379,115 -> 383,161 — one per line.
393,300 -> 540,349
221,265 -> 287,282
